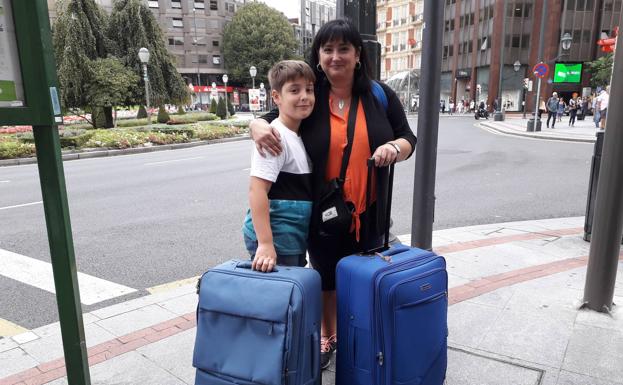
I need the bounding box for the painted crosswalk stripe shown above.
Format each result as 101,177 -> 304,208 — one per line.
0,318 -> 28,337
0,248 -> 137,305
0,201 -> 42,211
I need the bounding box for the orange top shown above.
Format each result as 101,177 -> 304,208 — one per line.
326,97 -> 375,241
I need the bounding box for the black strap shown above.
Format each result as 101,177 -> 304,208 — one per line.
338,95 -> 360,183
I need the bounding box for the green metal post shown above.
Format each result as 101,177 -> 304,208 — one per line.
33,126 -> 91,384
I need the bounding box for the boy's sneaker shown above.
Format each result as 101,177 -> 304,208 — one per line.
320,334 -> 337,370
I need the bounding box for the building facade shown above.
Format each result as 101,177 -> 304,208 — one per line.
299,0 -> 336,56
376,0 -> 424,109
440,0 -> 621,112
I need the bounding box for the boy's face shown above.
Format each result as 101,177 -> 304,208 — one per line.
272,77 -> 315,121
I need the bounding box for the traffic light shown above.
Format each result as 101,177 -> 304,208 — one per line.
597,27 -> 618,53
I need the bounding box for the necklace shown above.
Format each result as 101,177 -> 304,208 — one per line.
338,99 -> 345,110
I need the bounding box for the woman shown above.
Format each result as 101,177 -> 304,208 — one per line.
557,97 -> 566,122
249,19 -> 416,370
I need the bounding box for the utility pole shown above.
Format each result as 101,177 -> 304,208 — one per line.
493,0 -> 507,121
582,11 -> 622,313
340,0 -> 381,79
527,0 -> 548,132
411,0 -> 444,250
193,8 -> 203,108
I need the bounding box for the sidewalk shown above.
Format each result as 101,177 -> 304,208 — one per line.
479,114 -> 602,143
1,217 -> 622,385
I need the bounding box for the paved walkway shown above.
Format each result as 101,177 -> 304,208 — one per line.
1,217 -> 622,385
479,114 -> 601,143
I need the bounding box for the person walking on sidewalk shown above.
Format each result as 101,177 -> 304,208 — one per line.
546,92 -> 559,128
248,19 -> 416,370
556,97 -> 566,123
568,96 -> 578,126
596,87 -> 609,129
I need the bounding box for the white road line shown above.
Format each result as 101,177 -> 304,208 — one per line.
0,180 -> 10,183
0,201 -> 42,211
242,168 -> 250,171
144,156 -> 204,166
0,248 -> 137,305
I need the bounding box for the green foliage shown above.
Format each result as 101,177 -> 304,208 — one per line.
86,57 -> 139,109
177,105 -> 186,115
151,126 -> 195,139
190,112 -> 219,122
107,0 -> 190,106
222,3 -> 300,87
115,118 -> 150,128
93,107 -> 108,128
216,97 -> 227,119
0,141 -> 36,159
227,98 -> 235,116
157,106 -> 170,123
195,124 -> 248,141
53,0 -> 110,109
586,53 -> 614,89
85,129 -> 151,148
137,105 -> 148,119
209,98 -> 218,114
58,130 -> 95,148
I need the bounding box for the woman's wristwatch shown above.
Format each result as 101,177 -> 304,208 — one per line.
387,142 -> 401,155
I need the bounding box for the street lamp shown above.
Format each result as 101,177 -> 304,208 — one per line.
222,74 -> 229,119
561,32 -> 572,51
193,8 -> 204,109
138,47 -> 151,126
260,82 -> 265,111
249,66 -> 257,117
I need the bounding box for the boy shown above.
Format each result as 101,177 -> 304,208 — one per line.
242,60 -> 316,272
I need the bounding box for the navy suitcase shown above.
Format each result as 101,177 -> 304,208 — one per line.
335,162 -> 448,385
193,260 -> 322,385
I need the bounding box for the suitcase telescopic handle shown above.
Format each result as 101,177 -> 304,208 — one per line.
366,158 -> 395,252
236,260 -> 280,272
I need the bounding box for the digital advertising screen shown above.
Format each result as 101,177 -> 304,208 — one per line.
553,63 -> 583,83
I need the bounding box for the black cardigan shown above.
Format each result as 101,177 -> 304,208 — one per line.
261,79 -> 417,242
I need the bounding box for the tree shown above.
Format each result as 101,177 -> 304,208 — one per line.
216,97 -> 227,119
53,0 -> 110,110
86,57 -> 140,128
227,98 -> 235,116
586,53 -> 614,89
157,106 -> 170,123
222,3 -> 300,87
209,98 -> 217,114
107,0 -> 190,106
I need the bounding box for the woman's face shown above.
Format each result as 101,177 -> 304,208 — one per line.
318,39 -> 360,83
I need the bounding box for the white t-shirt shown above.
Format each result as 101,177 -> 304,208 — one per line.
597,92 -> 609,111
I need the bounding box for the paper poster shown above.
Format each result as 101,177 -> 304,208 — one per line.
0,0 -> 25,107
249,89 -> 260,111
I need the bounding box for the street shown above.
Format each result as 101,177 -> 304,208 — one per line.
0,116 -> 593,330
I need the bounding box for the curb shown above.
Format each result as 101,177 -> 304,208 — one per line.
479,121 -> 595,143
0,134 -> 250,167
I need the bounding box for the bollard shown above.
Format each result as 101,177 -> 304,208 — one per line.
584,131 -> 605,241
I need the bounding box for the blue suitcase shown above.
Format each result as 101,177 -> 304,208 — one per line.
193,260 -> 322,385
335,163 -> 448,385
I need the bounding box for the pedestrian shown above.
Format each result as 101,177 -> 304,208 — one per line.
242,60 -> 316,273
568,96 -> 578,126
449,99 -> 454,115
596,87 -> 609,129
557,97 -> 565,122
441,100 -> 446,114
546,92 -> 558,128
538,98 -> 546,119
248,18 -> 416,370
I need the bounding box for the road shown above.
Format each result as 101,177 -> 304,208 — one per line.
0,116 -> 594,331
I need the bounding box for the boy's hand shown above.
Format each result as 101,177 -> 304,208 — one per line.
252,243 -> 277,272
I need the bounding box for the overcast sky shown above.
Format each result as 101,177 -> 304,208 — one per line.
256,0 -> 299,19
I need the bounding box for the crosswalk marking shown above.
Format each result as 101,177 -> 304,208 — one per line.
0,248 -> 137,305
0,201 -> 42,211
0,318 -> 28,337
146,275 -> 200,294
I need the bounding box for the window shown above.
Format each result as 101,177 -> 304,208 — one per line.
212,40 -> 219,47
226,2 -> 235,12
210,0 -> 218,10
171,0 -> 181,9
604,0 -> 613,11
168,37 -> 184,46
172,18 -> 183,28
207,19 -> 218,29
212,55 -> 221,65
148,0 -> 159,7
567,0 -> 576,10
194,0 -> 205,9
193,38 -> 206,46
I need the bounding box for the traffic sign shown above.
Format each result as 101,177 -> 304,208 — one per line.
533,62 -> 549,78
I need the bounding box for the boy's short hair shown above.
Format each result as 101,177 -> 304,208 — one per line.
268,60 -> 316,93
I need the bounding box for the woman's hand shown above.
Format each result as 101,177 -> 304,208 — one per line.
249,119 -> 282,157
372,142 -> 399,167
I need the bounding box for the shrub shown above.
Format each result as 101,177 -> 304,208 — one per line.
117,118 -> 150,128
177,105 -> 186,115
157,106 -> 170,124
151,126 -> 195,139
85,129 -> 151,149
167,115 -> 198,125
189,112 -> 218,122
58,130 -> 95,148
137,105 -> 148,119
227,98 -> 235,117
93,107 -> 107,128
195,124 -> 247,141
216,97 -> 227,119
16,132 -> 35,144
209,98 -> 217,114
0,141 -> 36,159
62,123 -> 93,130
